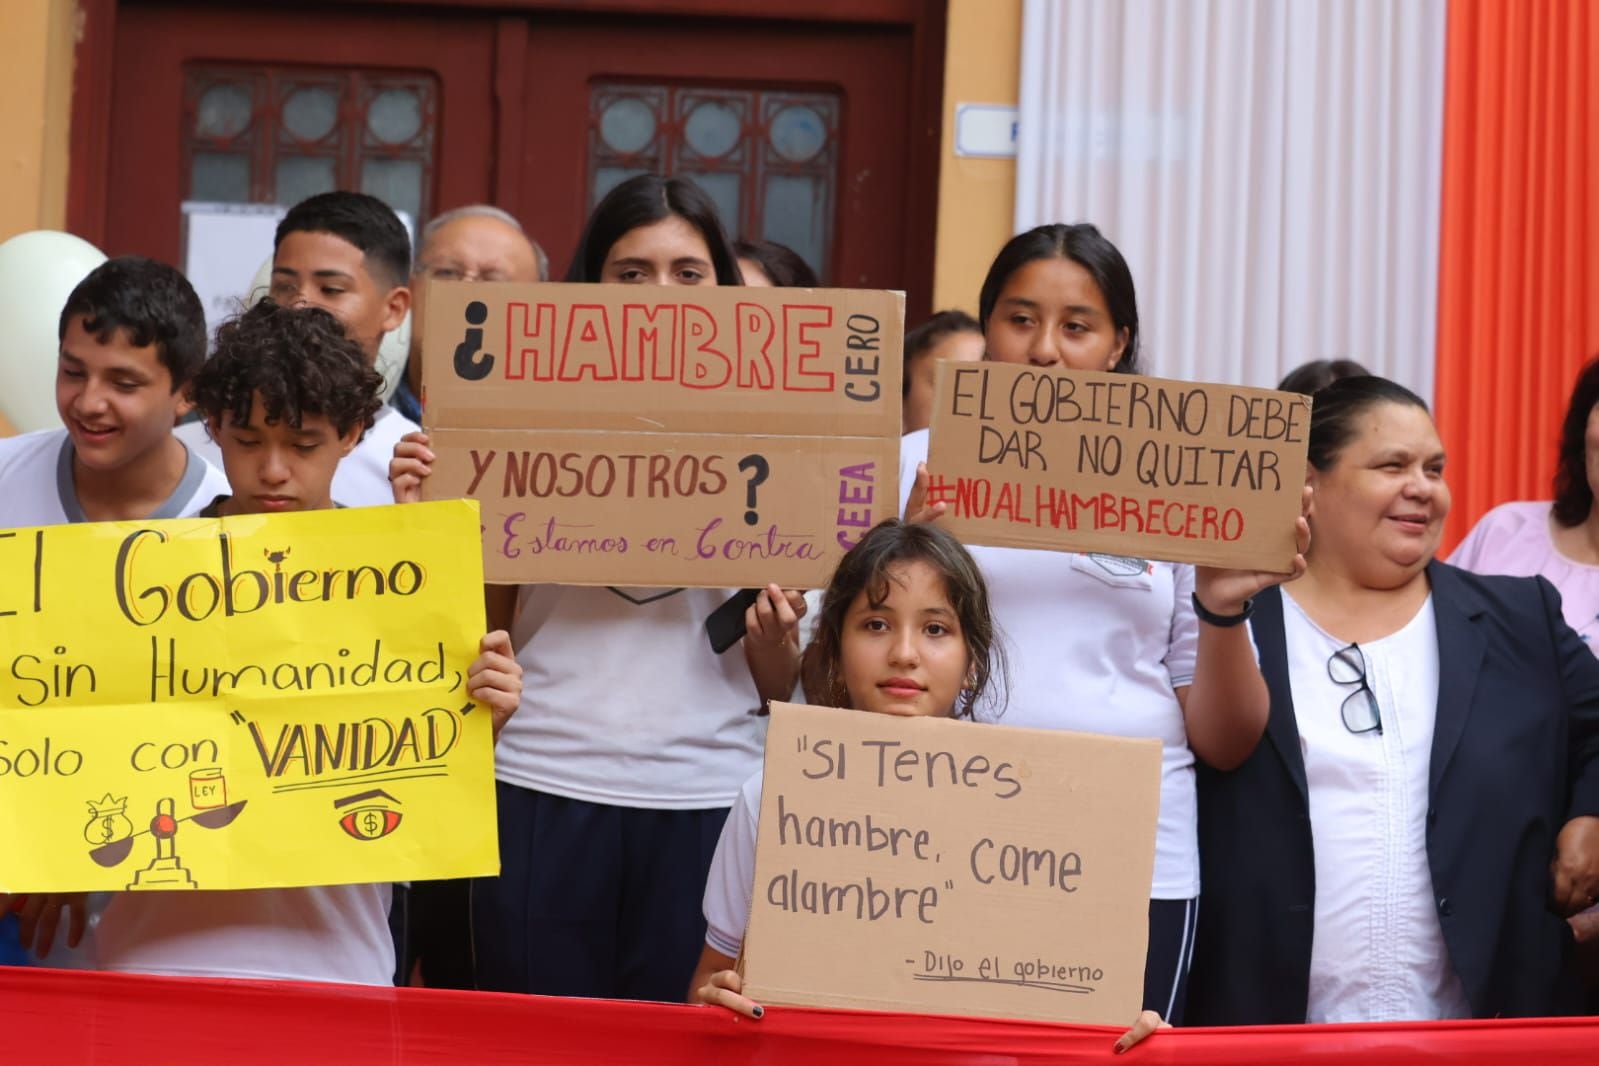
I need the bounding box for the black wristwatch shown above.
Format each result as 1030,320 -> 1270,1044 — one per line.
1191,592 -> 1254,627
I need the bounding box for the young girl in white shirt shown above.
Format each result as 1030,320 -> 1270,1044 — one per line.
689,518 -> 1167,1052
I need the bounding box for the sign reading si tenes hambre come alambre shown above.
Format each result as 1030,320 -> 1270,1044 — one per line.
0,501 -> 496,893
741,703 -> 1161,1025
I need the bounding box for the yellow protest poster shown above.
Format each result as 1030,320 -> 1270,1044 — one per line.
0,500 -> 496,893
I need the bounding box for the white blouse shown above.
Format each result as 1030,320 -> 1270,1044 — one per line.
1281,590 -> 1471,1023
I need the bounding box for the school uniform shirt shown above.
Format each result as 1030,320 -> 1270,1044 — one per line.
1281,590 -> 1471,1021
174,404 -> 420,508
95,884 -> 394,985
1451,500 -> 1599,647
83,476 -> 394,984
0,426 -> 225,971
0,427 -> 228,527
498,585 -> 767,808
900,429 -> 1201,898
703,769 -> 763,957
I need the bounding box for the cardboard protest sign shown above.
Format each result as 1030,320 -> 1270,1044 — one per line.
421,282 -> 903,587
741,702 -> 1161,1025
926,362 -> 1311,571
0,501 -> 497,892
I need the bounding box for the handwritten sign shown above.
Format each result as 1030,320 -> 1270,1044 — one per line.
741,703 -> 1160,1025
926,362 -> 1311,571
0,501 -> 496,892
421,282 -> 904,587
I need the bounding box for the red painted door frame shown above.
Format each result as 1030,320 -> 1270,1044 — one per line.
69,0 -> 944,319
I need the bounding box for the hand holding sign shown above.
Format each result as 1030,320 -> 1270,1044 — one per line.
743,584 -> 808,705
1192,483 -> 1313,615
9,892 -> 87,960
466,630 -> 523,741
902,462 -> 948,525
389,430 -> 436,505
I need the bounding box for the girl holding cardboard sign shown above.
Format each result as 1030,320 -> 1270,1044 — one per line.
390,175 -> 806,1002
690,521 -> 994,1011
690,519 -> 1169,1052
900,223 -> 1310,1026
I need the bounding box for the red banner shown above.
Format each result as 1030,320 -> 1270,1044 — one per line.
3,965 -> 1596,1064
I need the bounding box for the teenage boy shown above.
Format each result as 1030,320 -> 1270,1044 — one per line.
0,256 -> 229,963
176,191 -> 417,507
49,298 -> 520,985
0,256 -> 227,527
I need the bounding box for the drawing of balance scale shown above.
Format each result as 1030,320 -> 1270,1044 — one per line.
88,794 -> 248,891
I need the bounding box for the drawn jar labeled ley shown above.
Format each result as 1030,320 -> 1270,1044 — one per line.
189,767 -> 227,810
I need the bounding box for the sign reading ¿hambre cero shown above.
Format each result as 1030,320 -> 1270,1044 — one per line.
421,282 -> 905,587
927,362 -> 1311,571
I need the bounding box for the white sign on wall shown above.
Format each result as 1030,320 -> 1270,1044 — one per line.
180,202 -> 286,340
955,104 -> 1020,159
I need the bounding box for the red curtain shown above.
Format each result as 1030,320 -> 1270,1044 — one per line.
5,965 -> 1599,1064
1434,0 -> 1599,550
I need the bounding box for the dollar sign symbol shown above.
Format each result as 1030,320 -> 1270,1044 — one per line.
100,815 -> 116,843
363,811 -> 380,836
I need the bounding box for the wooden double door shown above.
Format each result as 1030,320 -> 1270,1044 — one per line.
76,0 -> 943,319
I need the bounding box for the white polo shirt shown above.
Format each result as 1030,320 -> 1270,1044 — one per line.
497,585 -> 768,809
0,427 -> 228,527
175,404 -> 419,509
901,428 -> 1200,898
95,884 -> 394,985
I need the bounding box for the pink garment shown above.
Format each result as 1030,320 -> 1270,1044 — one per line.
1450,500 -> 1599,646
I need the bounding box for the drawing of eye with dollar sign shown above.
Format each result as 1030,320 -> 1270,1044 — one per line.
83,794 -> 133,845
334,788 -> 403,840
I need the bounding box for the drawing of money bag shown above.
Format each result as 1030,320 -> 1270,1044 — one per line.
84,793 -> 134,845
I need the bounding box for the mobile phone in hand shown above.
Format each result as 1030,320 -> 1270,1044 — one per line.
706,588 -> 761,655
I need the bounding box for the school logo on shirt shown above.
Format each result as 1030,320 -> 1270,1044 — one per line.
1086,553 -> 1153,579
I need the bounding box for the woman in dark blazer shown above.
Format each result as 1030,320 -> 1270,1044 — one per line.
1188,376 -> 1599,1024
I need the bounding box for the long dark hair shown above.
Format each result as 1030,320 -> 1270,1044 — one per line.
801,520 -> 1004,719
1277,358 -> 1370,396
1553,356 -> 1599,527
564,175 -> 741,285
1306,375 -> 1431,472
977,223 -> 1141,374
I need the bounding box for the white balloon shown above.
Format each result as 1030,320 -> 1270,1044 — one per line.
243,257 -> 407,402
0,231 -> 107,434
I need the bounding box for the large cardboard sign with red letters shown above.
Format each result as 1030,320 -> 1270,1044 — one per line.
421,282 -> 904,587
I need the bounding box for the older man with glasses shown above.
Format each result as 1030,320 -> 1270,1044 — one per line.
394,205 -> 548,423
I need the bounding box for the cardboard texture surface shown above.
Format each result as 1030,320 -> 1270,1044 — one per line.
0,502 -> 497,891
926,362 -> 1310,571
742,703 -> 1161,1025
421,282 -> 904,587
